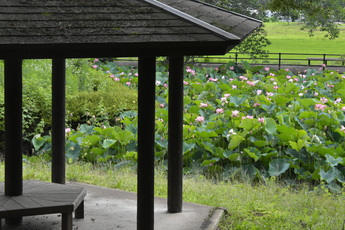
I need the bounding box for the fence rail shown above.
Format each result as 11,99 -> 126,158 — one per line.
200,52 -> 345,69
114,52 -> 345,70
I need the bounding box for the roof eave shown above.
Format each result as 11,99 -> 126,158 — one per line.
0,40 -> 240,59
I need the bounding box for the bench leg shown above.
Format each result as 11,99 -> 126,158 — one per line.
75,200 -> 84,219
62,213 -> 72,230
5,217 -> 22,226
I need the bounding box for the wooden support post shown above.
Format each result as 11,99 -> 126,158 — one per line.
75,201 -> 84,219
167,56 -> 184,213
137,56 -> 156,230
52,58 -> 66,184
61,212 -> 72,230
4,59 -> 23,225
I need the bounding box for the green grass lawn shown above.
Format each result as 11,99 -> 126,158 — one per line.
204,22 -> 345,66
3,156 -> 345,230
264,22 -> 345,54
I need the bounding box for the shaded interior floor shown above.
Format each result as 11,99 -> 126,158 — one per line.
1,182 -> 223,230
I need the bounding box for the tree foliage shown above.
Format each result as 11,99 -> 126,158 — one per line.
201,0 -> 271,59
268,0 -> 344,39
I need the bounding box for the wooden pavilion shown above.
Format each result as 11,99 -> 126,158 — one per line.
0,0 -> 261,229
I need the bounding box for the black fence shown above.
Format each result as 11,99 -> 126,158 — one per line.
114,53 -> 345,71
199,52 -> 345,69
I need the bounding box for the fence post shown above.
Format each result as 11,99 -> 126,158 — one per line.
278,53 -> 281,70
235,52 -> 238,65
323,54 -> 326,70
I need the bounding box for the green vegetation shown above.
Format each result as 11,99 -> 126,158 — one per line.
204,22 -> 345,65
0,59 -> 137,153
4,156 -> 345,229
264,22 -> 345,54
33,61 -> 345,188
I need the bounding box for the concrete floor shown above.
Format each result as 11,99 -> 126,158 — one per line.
1,182 -> 224,230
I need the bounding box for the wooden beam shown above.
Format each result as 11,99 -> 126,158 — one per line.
167,56 -> 184,213
137,56 -> 156,230
4,59 -> 23,196
51,58 -> 66,184
4,59 -> 23,225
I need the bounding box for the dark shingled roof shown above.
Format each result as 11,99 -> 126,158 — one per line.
0,0 -> 261,58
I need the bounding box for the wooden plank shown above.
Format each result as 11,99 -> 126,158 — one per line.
0,6 -> 159,14
2,198 -> 24,211
0,0 -> 147,7
0,26 -> 209,37
0,19 -> 194,29
0,34 -> 224,44
0,12 -> 178,21
11,196 -> 41,209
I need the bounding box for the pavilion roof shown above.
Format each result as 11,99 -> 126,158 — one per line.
0,0 -> 261,58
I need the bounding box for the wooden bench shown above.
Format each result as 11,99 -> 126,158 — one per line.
307,57 -> 345,66
0,180 -> 86,230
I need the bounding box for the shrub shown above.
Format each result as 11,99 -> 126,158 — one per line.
66,85 -> 137,127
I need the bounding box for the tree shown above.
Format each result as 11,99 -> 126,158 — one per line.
268,0 -> 344,39
201,0 -> 271,59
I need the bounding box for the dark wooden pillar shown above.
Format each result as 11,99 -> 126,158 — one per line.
167,56 -> 184,213
51,58 -> 66,184
4,59 -> 23,225
4,59 -> 23,196
137,56 -> 156,230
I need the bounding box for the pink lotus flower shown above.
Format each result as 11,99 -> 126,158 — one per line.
230,66 -> 235,70
265,67 -> 270,71
126,82 -> 131,86
258,117 -> 265,123
195,116 -> 205,123
320,97 -> 328,103
334,98 -> 342,104
246,81 -> 255,86
242,115 -> 254,119
341,126 -> 345,133
253,102 -> 260,107
114,77 -> 120,81
92,65 -> 98,69
224,93 -> 231,98
159,104 -> 165,108
65,128 -> 71,133
231,110 -> 239,117
315,104 -> 326,111
208,78 -> 218,82
216,108 -> 224,114
199,103 -> 208,108
183,81 -> 189,85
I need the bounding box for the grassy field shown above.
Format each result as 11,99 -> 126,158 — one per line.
204,22 -> 345,66
3,156 -> 345,230
265,22 -> 345,54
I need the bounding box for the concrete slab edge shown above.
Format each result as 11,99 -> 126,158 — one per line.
203,207 -> 227,230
